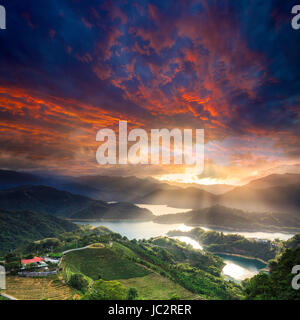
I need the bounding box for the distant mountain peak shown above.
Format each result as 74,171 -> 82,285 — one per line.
246,173 -> 300,189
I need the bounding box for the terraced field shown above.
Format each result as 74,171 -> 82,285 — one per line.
63,246 -> 150,281
118,273 -> 201,300
3,276 -> 73,300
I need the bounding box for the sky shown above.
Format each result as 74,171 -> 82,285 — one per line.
0,0 -> 299,185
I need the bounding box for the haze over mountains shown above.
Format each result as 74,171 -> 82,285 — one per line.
219,177 -> 300,214
0,170 -> 300,233
0,185 -> 153,221
246,173 -> 300,189
0,170 -> 233,200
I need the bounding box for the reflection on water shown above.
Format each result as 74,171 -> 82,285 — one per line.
222,263 -> 258,281
171,236 -> 203,250
75,220 -> 190,240
135,204 -> 192,216
174,224 -> 194,232
216,253 -> 267,282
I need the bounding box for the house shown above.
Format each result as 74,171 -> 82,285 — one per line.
21,256 -> 45,265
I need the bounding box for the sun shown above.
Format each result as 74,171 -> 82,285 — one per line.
155,173 -> 239,186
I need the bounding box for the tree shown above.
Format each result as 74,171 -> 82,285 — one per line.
5,261 -> 21,275
68,274 -> 89,293
5,253 -> 21,274
97,273 -> 103,280
127,287 -> 138,300
243,247 -> 300,300
24,254 -> 34,259
5,253 -> 20,263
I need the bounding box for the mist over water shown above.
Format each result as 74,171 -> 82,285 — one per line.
135,204 -> 192,216
170,236 -> 203,250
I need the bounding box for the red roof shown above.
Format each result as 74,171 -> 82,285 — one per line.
21,257 -> 44,265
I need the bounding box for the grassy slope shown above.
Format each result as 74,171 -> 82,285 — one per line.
119,273 -> 200,300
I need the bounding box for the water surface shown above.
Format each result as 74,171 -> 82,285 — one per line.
216,253 -> 267,282
135,204 -> 192,216
75,220 -> 192,240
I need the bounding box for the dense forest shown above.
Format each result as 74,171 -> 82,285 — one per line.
243,247 -> 300,299
0,210 -> 78,254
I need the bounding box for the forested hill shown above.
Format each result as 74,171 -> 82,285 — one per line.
243,247 -> 300,300
155,205 -> 300,233
0,210 -> 78,254
168,227 -> 282,262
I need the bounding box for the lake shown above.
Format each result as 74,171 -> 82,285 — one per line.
136,204 -> 192,216
75,220 -> 192,240
216,253 -> 267,282
74,203 -> 294,282
137,204 -> 295,241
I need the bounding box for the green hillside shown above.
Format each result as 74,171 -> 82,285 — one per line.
59,230 -> 242,300
243,247 -> 300,300
62,246 -> 150,281
61,241 -> 202,299
0,210 -> 78,254
118,273 -> 200,300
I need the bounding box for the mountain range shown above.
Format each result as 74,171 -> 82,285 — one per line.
0,170 -> 300,232
0,185 -> 153,221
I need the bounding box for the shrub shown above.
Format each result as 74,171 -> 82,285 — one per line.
68,274 -> 89,292
127,287 -> 138,300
